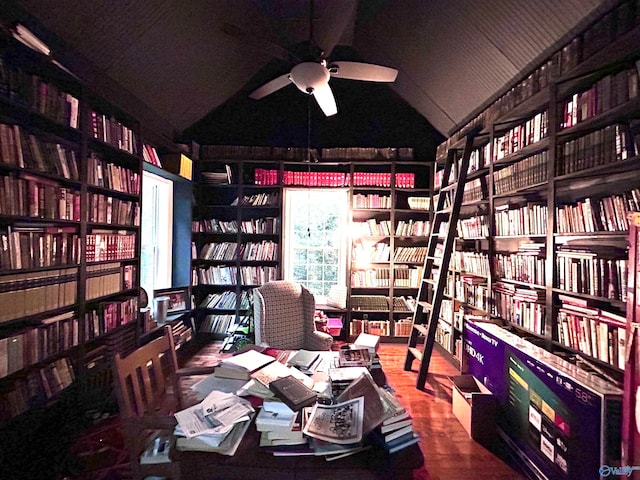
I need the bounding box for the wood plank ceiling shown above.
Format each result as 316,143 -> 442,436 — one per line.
8,0 -> 612,144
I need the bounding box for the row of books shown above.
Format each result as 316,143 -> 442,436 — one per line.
457,215 -> 489,238
193,217 -> 280,235
87,192 -> 139,226
0,311 -> 78,378
453,251 -> 490,276
85,262 -> 133,300
199,290 -> 252,310
198,240 -> 278,262
493,151 -> 548,196
393,246 -> 428,263
556,297 -> 626,368
0,357 -> 75,423
90,110 -> 138,155
87,153 -> 141,195
239,265 -> 279,285
493,245 -> 546,286
494,203 -> 548,236
86,232 -> 136,262
492,282 -> 546,335
556,123 -> 638,176
493,111 -> 548,162
83,296 -> 138,341
441,0 -> 638,153
201,145 -> 413,161
283,170 -> 349,187
462,178 -> 484,203
322,146 -> 413,160
0,267 -> 78,323
556,188 -> 640,234
0,173 -> 81,220
0,123 -> 79,179
141,143 -> 162,168
253,169 -> 418,188
193,266 -> 236,285
393,317 -> 413,336
395,220 -> 429,237
556,248 -> 627,302
561,66 -> 638,130
351,268 -> 393,288
351,266 -> 424,288
349,319 -> 390,336
352,193 -> 391,209
199,313 -> 243,334
232,192 -> 279,207
353,219 -> 392,236
456,278 -> 490,312
0,55 -> 79,128
352,241 -> 390,263
0,226 -> 80,270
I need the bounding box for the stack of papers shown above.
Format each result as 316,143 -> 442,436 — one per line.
174,389 -> 255,455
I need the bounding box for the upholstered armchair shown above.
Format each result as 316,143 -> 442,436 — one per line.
253,280 -> 334,350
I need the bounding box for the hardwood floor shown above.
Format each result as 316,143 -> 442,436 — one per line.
376,343 -> 527,480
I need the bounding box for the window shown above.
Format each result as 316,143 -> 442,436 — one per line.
140,170 -> 173,297
283,188 -> 349,297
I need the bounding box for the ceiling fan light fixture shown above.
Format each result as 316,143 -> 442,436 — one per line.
290,62 -> 330,94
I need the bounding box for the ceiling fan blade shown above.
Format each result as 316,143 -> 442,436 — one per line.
249,73 -> 292,99
328,61 -> 398,82
312,83 -> 337,117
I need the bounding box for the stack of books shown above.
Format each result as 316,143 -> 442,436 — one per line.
257,400 -> 306,448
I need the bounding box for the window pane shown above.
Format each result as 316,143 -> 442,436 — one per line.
283,188 -> 348,298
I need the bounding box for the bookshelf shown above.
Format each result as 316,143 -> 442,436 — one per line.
432,0 -> 640,381
0,32 -> 143,427
195,146 -> 432,343
192,156 -> 282,341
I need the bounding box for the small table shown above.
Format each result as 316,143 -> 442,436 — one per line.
175,341 -> 424,479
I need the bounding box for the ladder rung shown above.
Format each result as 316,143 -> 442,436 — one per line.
413,324 -> 429,336
408,347 -> 423,362
441,183 -> 456,192
418,300 -> 432,311
434,209 -> 451,216
424,278 -> 437,285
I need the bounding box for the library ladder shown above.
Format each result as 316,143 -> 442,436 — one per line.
403,131 -> 476,390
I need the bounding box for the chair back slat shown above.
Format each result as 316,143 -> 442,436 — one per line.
114,326 -> 181,418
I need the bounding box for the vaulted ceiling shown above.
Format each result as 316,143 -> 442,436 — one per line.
3,0 -> 611,153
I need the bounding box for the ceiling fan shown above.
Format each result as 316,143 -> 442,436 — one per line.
245,1 -> 398,117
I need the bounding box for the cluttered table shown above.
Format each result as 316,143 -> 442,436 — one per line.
172,338 -> 424,480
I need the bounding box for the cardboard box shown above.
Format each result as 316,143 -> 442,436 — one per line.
161,153 -> 193,180
450,375 -> 496,443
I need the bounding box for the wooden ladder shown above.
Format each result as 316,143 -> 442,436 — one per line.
403,131 -> 476,390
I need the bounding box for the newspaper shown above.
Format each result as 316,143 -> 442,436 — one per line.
302,396 -> 364,444
174,390 -> 254,438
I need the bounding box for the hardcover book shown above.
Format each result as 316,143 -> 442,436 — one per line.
269,375 -> 317,412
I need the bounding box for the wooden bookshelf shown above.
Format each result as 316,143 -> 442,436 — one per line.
193,148 -> 432,343
0,30 -> 143,427
433,0 -> 640,380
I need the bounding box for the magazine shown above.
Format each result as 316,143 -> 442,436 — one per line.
302,397 -> 364,444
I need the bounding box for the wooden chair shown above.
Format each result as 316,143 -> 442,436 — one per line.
112,326 -> 211,480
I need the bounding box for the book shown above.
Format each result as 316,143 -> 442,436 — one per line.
215,348 -> 275,380
255,406 -> 297,432
269,375 -> 318,412
287,349 -> 320,371
353,332 -> 380,354
140,435 -> 171,464
338,347 -> 372,367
